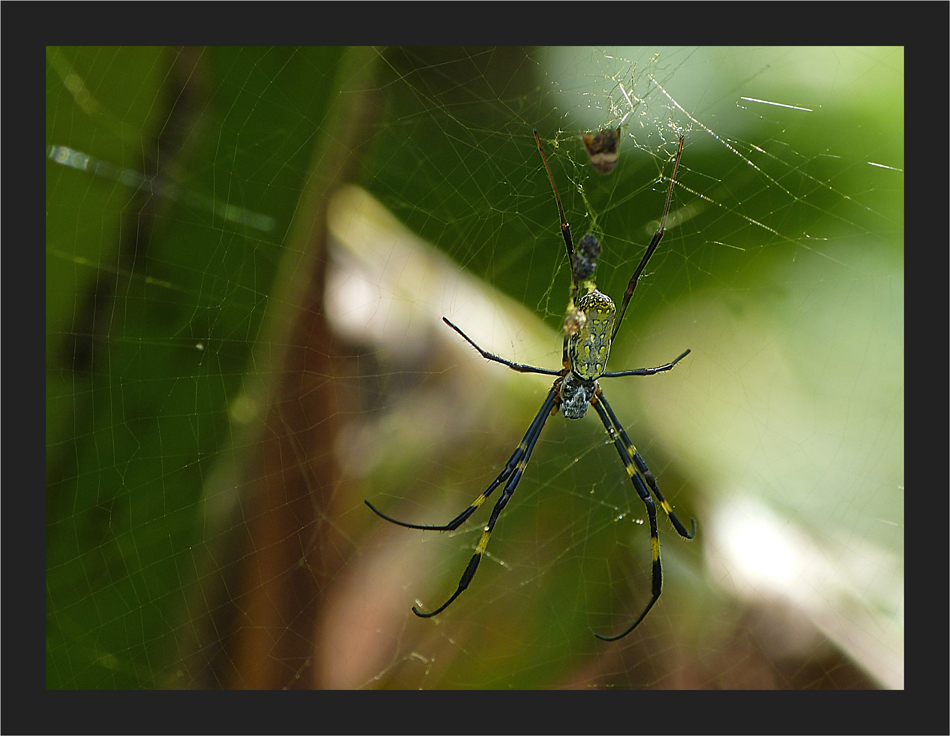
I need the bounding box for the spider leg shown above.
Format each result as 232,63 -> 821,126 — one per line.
443,317 -> 563,376
601,349 -> 691,378
611,137 -> 684,343
588,392 -> 693,642
411,387 -> 559,618
536,129 -> 599,326
365,387 -> 557,532
597,392 -> 696,539
534,129 -> 576,272
589,396 -> 662,640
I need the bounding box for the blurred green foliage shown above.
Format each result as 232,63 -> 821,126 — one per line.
46,46 -> 347,688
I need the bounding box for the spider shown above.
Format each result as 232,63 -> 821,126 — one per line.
366,130 -> 695,641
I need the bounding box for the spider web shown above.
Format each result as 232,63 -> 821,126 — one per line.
46,46 -> 904,694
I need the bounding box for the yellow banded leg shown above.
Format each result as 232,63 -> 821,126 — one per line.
411,389 -> 557,618
590,396 -> 664,641
365,389 -> 558,533
597,392 -> 695,540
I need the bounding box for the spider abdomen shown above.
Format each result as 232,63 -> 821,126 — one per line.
568,289 -> 616,380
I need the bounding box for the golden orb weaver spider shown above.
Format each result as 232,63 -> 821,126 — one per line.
366,130 -> 695,641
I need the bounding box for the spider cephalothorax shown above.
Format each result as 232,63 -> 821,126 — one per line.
557,370 -> 597,420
